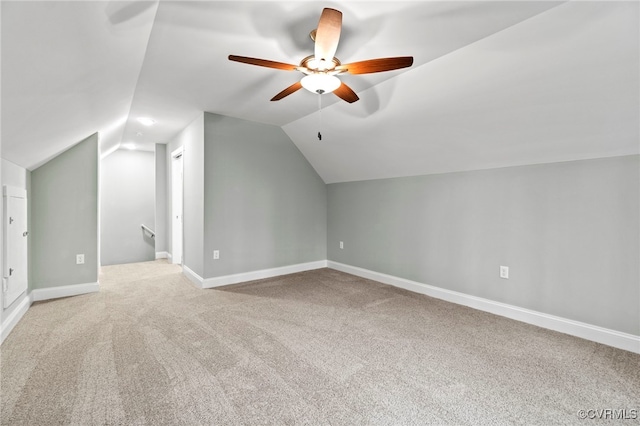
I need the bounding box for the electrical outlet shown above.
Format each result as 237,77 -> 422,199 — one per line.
340,241 -> 344,249
500,265 -> 509,279
213,250 -> 220,260
76,254 -> 85,265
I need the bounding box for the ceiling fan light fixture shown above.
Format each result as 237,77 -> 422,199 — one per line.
301,73 -> 341,94
228,7 -> 413,103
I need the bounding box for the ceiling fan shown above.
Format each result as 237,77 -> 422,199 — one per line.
228,8 -> 413,103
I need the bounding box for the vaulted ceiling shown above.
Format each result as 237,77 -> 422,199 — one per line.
2,1 -> 638,183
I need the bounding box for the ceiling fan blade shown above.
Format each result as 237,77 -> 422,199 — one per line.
314,8 -> 342,63
333,82 -> 359,103
228,55 -> 298,71
336,57 -> 414,75
271,81 -> 303,101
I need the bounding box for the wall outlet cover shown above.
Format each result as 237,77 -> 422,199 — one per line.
76,254 -> 85,265
500,265 -> 509,279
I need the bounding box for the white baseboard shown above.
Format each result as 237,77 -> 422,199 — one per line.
328,261 -> 640,354
31,282 -> 99,302
155,251 -> 169,259
182,265 -> 204,289
1,293 -> 32,344
202,260 -> 328,288
2,282 -> 100,346
181,260 -> 329,290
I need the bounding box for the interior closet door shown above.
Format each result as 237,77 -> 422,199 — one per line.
3,186 -> 28,308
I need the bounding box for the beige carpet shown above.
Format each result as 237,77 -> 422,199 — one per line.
1,260 -> 638,425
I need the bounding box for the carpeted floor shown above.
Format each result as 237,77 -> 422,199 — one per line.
1,260 -> 638,425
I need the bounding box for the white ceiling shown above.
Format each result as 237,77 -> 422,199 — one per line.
2,1 -> 158,168
2,1 -> 638,183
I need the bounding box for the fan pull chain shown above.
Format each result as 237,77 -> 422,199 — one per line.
317,94 -> 322,141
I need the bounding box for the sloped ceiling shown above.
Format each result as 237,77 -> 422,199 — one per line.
1,1 -> 159,169
2,1 -> 638,183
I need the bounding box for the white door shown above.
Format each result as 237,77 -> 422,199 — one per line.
171,148 -> 183,265
3,186 -> 28,308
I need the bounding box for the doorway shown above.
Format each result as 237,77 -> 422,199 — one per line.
100,149 -> 156,266
171,147 -> 183,265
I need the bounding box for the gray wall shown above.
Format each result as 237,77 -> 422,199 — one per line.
155,144 -> 167,255
0,159 -> 30,322
100,149 -> 155,266
30,134 -> 99,289
165,138 -> 182,259
1,159 -> 28,189
182,114 -> 204,276
0,146 -> 2,324
163,116 -> 203,268
203,113 -> 327,278
328,155 -> 639,335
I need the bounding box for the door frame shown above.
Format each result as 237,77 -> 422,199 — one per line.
171,147 -> 184,265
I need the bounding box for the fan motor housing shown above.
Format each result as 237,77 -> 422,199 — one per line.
300,55 -> 341,71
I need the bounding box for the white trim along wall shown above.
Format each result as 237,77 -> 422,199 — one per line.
0,293 -> 31,343
183,260 -> 328,289
180,259 -> 639,354
0,283 -> 98,344
31,282 -> 99,302
328,261 -> 640,355
3,260 -> 638,355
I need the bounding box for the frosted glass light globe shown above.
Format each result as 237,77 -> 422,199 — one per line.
301,74 -> 341,94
